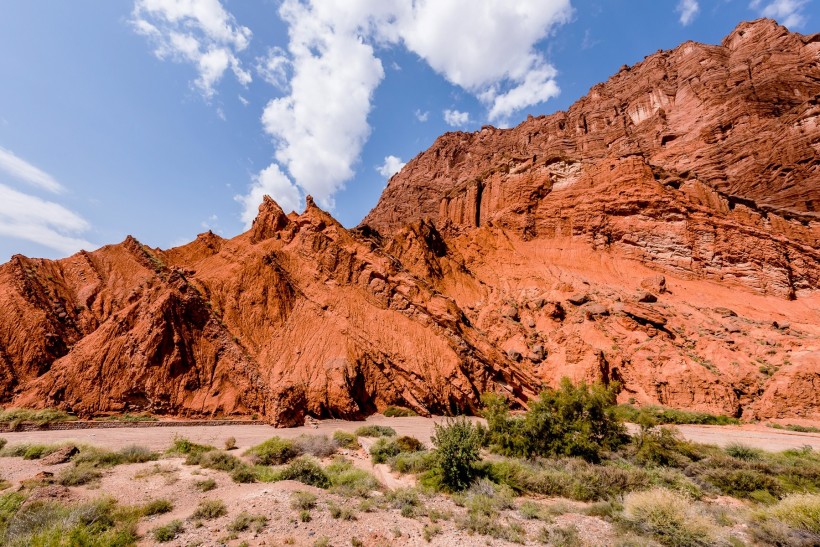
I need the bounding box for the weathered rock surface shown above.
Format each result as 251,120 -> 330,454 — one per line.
0,20 -> 818,422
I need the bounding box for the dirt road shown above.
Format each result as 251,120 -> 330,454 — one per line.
2,416 -> 819,453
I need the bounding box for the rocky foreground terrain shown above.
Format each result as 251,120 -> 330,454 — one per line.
0,19 -> 818,423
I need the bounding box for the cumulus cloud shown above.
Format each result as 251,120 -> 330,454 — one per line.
750,0 -> 809,28
443,109 -> 470,127
256,47 -> 290,89
676,0 -> 700,25
396,0 -> 571,121
376,155 -> 405,178
132,0 -> 253,99
236,163 -> 302,228
0,147 -> 63,193
0,183 -> 93,255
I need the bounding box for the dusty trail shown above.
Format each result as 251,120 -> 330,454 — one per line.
2,416 -> 819,453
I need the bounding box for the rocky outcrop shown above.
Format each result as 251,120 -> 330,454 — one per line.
0,20 -> 818,422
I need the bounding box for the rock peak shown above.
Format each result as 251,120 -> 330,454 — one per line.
251,195 -> 290,243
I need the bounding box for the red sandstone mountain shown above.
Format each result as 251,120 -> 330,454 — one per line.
1,20 -> 818,423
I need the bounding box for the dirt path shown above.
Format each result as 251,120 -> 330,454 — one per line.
2,415 -> 819,453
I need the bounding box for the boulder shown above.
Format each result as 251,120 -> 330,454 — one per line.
41,445 -> 78,466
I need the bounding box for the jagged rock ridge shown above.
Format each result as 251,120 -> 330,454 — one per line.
0,20 -> 818,422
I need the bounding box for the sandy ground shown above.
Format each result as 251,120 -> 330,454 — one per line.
2,415 -> 819,453
3,416 -> 816,546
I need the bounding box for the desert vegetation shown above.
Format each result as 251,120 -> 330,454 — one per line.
0,382 -> 819,545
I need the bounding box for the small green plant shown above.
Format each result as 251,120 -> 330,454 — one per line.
622,488 -> 714,546
142,499 -> 173,516
244,437 -> 300,465
422,523 -> 442,542
291,491 -> 317,510
383,406 -> 418,417
274,456 -> 330,488
725,443 -> 763,461
300,509 -> 311,522
57,463 -> 102,486
231,466 -> 256,483
228,511 -> 268,533
328,501 -> 357,520
431,417 -> 482,491
153,519 -> 184,542
192,499 -> 227,520
370,438 -> 401,464
333,430 -> 359,449
354,425 -> 396,437
395,436 -> 424,452
195,477 -> 217,491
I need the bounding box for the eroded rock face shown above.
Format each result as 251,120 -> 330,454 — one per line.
0,20 -> 818,422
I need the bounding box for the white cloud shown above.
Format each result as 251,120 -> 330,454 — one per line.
677,0 -> 700,25
0,146 -> 63,193
256,46 -> 290,89
414,109 -> 429,122
238,94 -> 249,106
443,109 -> 470,127
0,183 -> 93,255
236,163 -> 302,228
254,0 -> 387,214
132,0 -> 253,99
750,0 -> 809,28
396,0 -> 572,121
230,0 -> 573,224
376,155 -> 405,178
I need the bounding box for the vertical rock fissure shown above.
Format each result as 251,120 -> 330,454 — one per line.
475,180 -> 484,227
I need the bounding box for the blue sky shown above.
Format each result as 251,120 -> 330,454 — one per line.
0,0 -> 813,260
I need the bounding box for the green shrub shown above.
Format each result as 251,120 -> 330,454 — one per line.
231,466 -> 256,483
0,408 -> 76,426
326,458 -> 380,497
142,499 -> 173,516
768,493 -> 820,534
725,443 -> 763,461
622,488 -> 714,546
370,438 -> 401,464
245,437 -> 300,465
483,379 -> 628,463
703,467 -> 781,499
390,450 -> 437,474
383,406 -> 418,417
153,519 -> 184,542
542,524 -> 581,547
275,456 -> 330,488
327,501 -> 357,520
332,430 -> 359,449
0,438 -> 6,451
386,487 -> 423,517
291,491 -> 317,510
614,404 -> 739,425
431,417 -> 482,491
167,436 -> 215,456
194,450 -> 243,472
57,463 -> 102,486
195,478 -> 216,492
354,425 -> 396,438
192,499 -> 227,520
295,435 -> 337,458
634,426 -> 700,467
224,437 -> 237,450
228,512 -> 267,533
396,436 -> 424,452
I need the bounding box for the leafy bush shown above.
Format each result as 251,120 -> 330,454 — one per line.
354,425 -> 396,438
633,426 -> 701,467
396,436 -> 424,452
295,435 -> 337,458
389,450 -> 437,474
228,512 -> 268,533
244,437 -> 300,465
702,467 -> 782,499
725,443 -> 763,461
332,430 -> 359,449
153,519 -> 183,542
57,463 -> 102,486
325,457 -> 379,497
193,450 -> 244,472
614,404 -> 739,425
431,417 -> 482,491
274,456 -> 330,488
370,438 -> 401,464
383,406 -> 417,417
483,379 -> 628,463
195,478 -> 216,492
290,491 -> 317,510
622,488 -> 714,546
192,499 -> 227,520
231,466 -> 256,483
142,499 -> 173,516
167,436 -> 215,456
